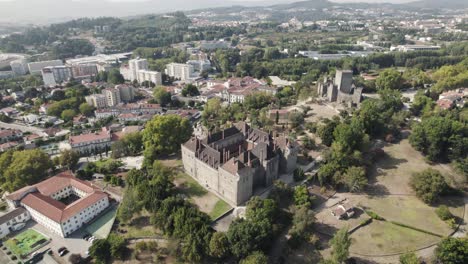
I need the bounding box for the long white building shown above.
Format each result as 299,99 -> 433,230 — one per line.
5,172 -> 109,238
166,63 -> 194,81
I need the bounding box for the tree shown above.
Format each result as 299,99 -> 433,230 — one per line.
107,69 -> 124,84
107,234 -> 126,260
89,239 -> 111,263
330,228 -> 351,264
410,168 -> 448,204
294,185 -> 313,208
435,205 -> 454,221
399,252 -> 419,264
79,103 -> 94,116
317,117 -> 341,147
61,109 -> 76,122
142,115 -> 193,165
435,237 -> 468,264
227,219 -> 273,258
342,166 -> 368,193
153,86 -> 172,106
181,84 -> 200,97
376,68 -> 403,90
59,149 -> 80,171
68,254 -> 85,264
239,251 -> 268,264
1,149 -> 52,192
209,232 -> 230,259
290,206 -> 315,239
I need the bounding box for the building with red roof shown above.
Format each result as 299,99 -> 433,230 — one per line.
5,171 -> 109,237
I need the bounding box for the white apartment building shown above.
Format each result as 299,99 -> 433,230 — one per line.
186,60 -> 211,73
85,94 -> 108,109
391,45 -> 441,52
129,58 -> 149,82
28,60 -> 63,75
126,58 -> 162,85
138,70 -> 162,86
166,63 -> 194,81
103,88 -> 122,107
10,59 -> 29,75
6,171 -> 109,238
41,66 -> 72,87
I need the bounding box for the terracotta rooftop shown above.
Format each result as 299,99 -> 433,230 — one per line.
0,129 -> 22,138
0,207 -> 28,225
7,171 -> 108,223
69,128 -> 111,145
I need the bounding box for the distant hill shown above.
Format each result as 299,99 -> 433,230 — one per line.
403,0 -> 468,9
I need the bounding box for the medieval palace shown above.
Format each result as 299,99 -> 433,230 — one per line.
181,122 -> 298,206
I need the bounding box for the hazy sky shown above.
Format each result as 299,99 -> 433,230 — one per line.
0,0 -> 415,24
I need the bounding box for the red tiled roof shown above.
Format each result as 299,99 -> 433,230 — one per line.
69,129 -> 111,145
0,129 -> 22,138
8,171 -> 108,223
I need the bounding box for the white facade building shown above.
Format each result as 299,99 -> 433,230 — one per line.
103,88 -> 122,107
41,66 -> 72,87
129,58 -> 149,82
166,63 -> 194,81
10,59 -> 29,75
0,208 -> 31,239
138,70 -> 162,86
5,172 -> 109,238
85,94 -> 108,109
69,127 -> 112,154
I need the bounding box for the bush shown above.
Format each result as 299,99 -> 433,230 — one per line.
435,205 -> 453,221
365,210 -> 385,221
293,168 -> 306,182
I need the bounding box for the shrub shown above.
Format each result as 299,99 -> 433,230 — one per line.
293,168 -> 306,182
435,205 -> 453,221
365,210 -> 385,221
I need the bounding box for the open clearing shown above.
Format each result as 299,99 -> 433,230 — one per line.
368,139 -> 465,195
350,221 -> 441,255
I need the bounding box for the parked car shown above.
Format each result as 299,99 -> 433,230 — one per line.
82,234 -> 91,240
58,249 -> 69,257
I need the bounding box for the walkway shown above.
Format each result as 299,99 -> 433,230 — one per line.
0,121 -> 47,137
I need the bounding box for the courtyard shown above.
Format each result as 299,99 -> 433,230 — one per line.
5,229 -> 48,258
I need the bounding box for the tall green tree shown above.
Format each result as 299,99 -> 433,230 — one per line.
1,149 -> 52,192
435,237 -> 468,264
59,149 -> 80,171
107,69 -> 125,84
153,86 -> 172,106
410,168 -> 448,204
330,228 -> 351,264
142,115 -> 193,166
376,68 -> 403,90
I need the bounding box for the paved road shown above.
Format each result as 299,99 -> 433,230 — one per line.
0,121 -> 47,137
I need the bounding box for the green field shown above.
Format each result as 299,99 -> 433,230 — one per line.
209,200 -> 232,220
85,207 -> 117,239
5,229 -> 48,257
350,221 -> 440,255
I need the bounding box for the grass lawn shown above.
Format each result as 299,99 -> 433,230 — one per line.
5,229 -> 48,257
120,212 -> 162,239
354,196 -> 463,237
209,200 -> 232,220
85,207 -> 117,239
174,172 -> 207,197
350,221 -> 441,255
